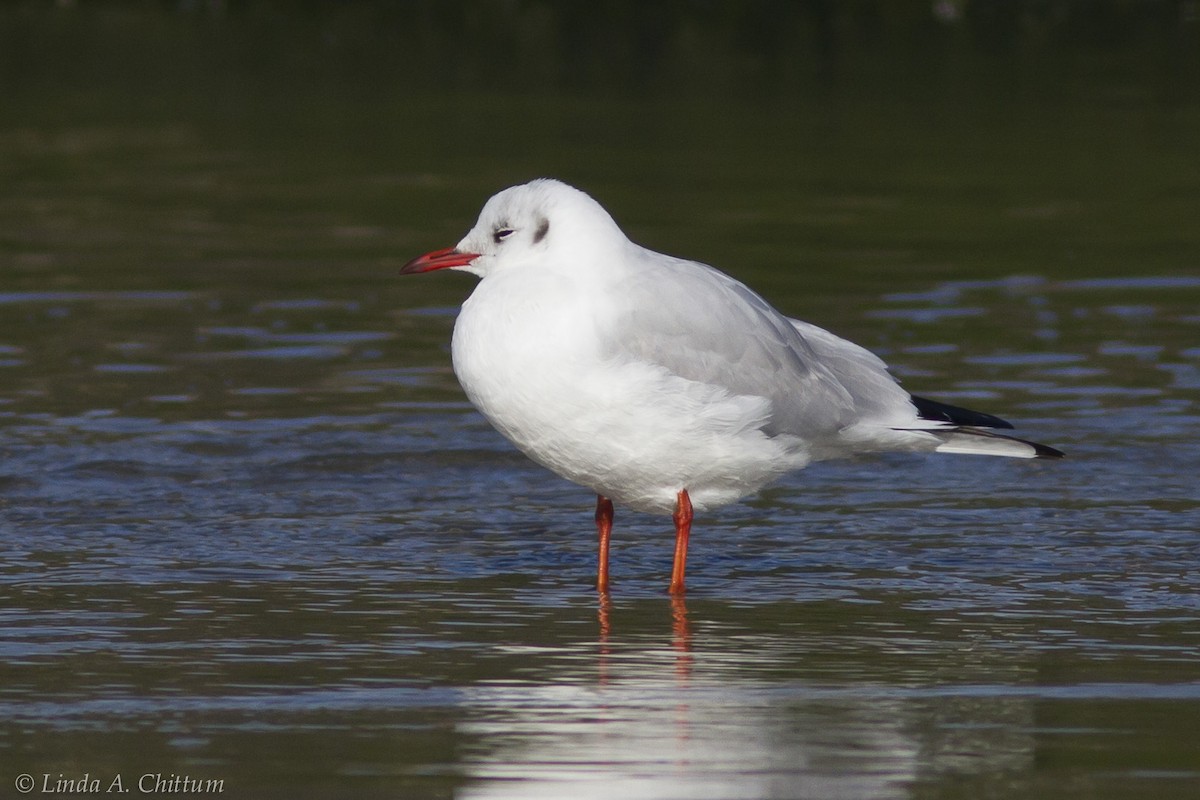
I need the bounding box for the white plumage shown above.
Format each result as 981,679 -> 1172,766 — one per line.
401,179 -> 1062,592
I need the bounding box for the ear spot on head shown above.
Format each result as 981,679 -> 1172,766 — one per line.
533,217 -> 550,244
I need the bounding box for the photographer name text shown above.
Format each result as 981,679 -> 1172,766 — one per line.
14,773 -> 224,795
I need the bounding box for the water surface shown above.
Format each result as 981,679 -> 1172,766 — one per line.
3,8 -> 1200,799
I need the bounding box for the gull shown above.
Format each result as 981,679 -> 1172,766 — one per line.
400,179 -> 1063,594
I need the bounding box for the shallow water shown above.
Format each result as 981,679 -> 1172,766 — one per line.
3,263 -> 1199,799
4,9 -> 1200,799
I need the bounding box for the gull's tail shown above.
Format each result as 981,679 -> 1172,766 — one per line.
905,394 -> 1065,460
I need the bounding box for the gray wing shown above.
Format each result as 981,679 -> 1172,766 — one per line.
609,249 -> 918,438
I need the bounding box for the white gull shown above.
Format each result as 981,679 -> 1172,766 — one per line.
401,179 -> 1062,594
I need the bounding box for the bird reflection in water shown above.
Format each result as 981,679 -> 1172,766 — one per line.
596,591 -> 693,685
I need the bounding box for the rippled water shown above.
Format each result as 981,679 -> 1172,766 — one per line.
3,267 -> 1199,798
4,20 -> 1200,795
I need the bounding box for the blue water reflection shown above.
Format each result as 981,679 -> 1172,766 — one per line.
2,177 -> 1200,800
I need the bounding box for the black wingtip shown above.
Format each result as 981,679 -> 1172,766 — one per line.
911,394 -> 1064,457
1031,440 -> 1066,459
910,394 -> 1015,430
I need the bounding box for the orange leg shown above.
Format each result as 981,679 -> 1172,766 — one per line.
668,489 -> 693,595
595,494 -> 614,593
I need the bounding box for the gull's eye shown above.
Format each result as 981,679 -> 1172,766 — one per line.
493,228 -> 514,244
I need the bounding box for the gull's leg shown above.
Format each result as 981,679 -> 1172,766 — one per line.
668,489 -> 693,595
595,494 -> 614,593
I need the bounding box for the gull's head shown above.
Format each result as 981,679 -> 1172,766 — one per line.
400,179 -> 627,278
